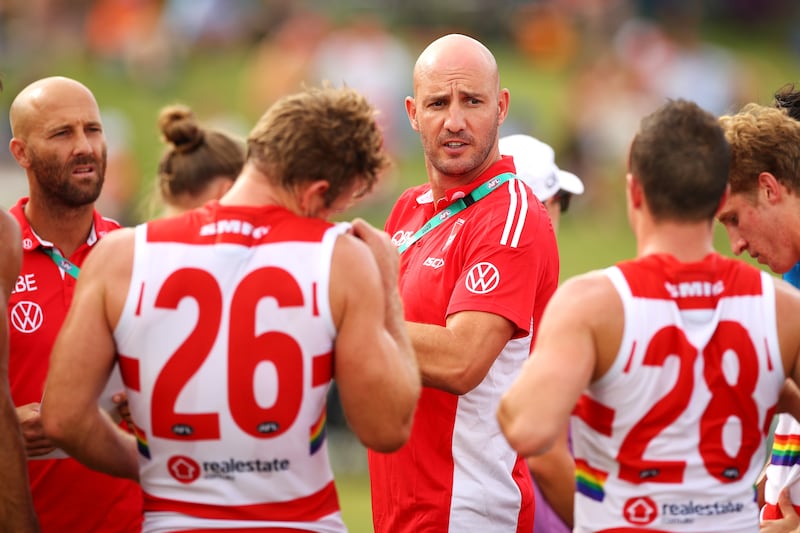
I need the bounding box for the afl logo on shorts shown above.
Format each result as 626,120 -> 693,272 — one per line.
623,496 -> 658,526
10,301 -> 43,333
168,455 -> 201,484
465,262 -> 500,294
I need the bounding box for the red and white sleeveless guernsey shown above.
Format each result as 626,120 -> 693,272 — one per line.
571,253 -> 783,533
113,202 -> 348,532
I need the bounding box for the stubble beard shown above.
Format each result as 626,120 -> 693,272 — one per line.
29,147 -> 107,208
425,122 -> 498,179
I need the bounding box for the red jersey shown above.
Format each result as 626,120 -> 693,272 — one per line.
8,197 -> 143,532
369,157 -> 559,533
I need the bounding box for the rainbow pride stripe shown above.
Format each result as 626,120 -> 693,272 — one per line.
771,433 -> 800,467
309,409 -> 327,455
576,458 -> 608,502
133,424 -> 150,460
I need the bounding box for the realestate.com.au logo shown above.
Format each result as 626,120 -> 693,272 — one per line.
166,454 -> 292,484
622,495 -> 747,527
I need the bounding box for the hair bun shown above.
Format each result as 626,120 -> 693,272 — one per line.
158,104 -> 205,153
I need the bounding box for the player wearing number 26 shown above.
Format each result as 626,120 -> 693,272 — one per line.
40,84 -> 421,532
498,99 -> 800,533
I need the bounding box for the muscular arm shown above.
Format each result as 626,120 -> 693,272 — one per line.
0,211 -> 38,532
40,229 -> 139,480
408,311 -> 515,395
498,272 -> 619,457
527,428 -> 575,528
334,221 -> 420,452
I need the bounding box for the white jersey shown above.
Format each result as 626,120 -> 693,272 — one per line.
113,203 -> 348,532
571,253 -> 783,533
762,414 -> 800,521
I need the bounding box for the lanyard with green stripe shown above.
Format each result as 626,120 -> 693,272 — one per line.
42,247 -> 80,280
398,172 -> 514,254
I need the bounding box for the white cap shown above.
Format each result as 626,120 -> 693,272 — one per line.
499,134 -> 584,202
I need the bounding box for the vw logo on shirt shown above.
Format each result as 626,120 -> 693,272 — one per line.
10,301 -> 43,333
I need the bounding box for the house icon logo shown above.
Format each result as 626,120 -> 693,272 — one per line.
623,496 -> 658,526
167,455 -> 201,484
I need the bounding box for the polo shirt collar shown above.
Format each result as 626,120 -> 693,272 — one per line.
14,197 -> 99,252
415,156 -> 516,208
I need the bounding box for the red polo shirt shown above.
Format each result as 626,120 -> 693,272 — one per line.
8,197 -> 143,532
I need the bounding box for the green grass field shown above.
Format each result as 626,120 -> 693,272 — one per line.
336,471 -> 374,533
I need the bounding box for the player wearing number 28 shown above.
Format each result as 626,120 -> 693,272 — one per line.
498,99 -> 800,533
40,84 -> 421,532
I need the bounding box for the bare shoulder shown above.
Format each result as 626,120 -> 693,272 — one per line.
0,210 -> 20,237
550,270 -> 620,318
545,270 -> 624,361
774,276 -> 800,302
78,227 -> 136,295
0,210 -> 21,251
84,227 -> 135,269
0,211 -> 21,295
773,277 -> 800,377
331,231 -> 379,279
328,231 -> 382,322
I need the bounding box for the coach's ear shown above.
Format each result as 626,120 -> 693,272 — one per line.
9,138 -> 30,169
405,96 -> 419,132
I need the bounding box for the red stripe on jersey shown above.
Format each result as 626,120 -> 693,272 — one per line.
623,341 -> 637,373
144,203 -> 332,246
181,527 -> 314,533
617,254 -> 763,309
765,338 -> 774,372
762,501 -> 800,521
135,282 -> 144,316
574,394 -> 615,436
143,480 -> 339,522
596,529 -> 672,533
118,354 -> 140,392
312,351 -> 333,387
312,282 -> 319,317
512,455 -> 535,533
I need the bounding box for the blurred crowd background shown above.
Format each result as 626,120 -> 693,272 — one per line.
1,0 -> 799,227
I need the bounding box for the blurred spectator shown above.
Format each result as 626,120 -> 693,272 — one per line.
510,1 -> 579,71
310,13 -> 414,157
95,108 -> 140,226
85,0 -> 167,80
158,0 -> 264,52
562,6 -> 752,211
243,9 -> 331,117
622,6 -> 752,115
